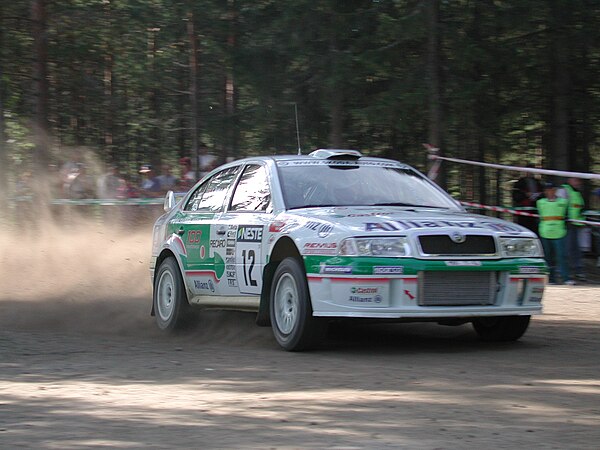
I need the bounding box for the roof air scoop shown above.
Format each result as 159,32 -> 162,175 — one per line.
309,149 -> 363,160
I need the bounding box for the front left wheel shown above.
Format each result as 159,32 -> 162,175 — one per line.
154,256 -> 193,331
270,257 -> 327,351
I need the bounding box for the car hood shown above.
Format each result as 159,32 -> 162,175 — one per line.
281,206 -> 533,237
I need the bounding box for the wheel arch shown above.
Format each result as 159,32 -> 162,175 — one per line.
257,236 -> 303,326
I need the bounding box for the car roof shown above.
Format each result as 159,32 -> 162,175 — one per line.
230,149 -> 412,169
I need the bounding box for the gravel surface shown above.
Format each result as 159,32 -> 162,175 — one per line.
1,226 -> 599,449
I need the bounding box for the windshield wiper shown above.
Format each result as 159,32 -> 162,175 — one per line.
371,202 -> 445,208
287,204 -> 339,210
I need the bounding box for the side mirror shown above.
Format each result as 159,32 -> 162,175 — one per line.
164,190 -> 176,211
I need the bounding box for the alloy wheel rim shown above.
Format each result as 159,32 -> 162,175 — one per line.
157,270 -> 175,321
274,273 -> 299,334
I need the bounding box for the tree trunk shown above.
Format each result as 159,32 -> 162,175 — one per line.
328,16 -> 343,149
426,0 -> 445,188
103,1 -> 115,164
31,0 -> 50,173
187,11 -> 199,174
0,3 -> 7,211
224,0 -> 238,162
329,88 -> 343,148
550,1 -> 570,172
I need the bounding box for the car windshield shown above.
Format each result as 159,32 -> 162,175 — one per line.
277,160 -> 461,210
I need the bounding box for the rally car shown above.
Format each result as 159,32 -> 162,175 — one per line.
150,149 -> 547,351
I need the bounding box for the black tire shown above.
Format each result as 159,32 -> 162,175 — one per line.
472,315 -> 531,342
153,256 -> 193,331
269,257 -> 327,351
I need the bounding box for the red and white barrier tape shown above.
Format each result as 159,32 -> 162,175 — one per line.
461,201 -> 600,226
431,154 -> 600,180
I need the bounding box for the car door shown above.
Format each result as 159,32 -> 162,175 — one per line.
170,166 -> 240,296
218,163 -> 273,296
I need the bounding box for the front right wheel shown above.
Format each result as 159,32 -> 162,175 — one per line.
270,257 -> 327,351
472,315 -> 531,342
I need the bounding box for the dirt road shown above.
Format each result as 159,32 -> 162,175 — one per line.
1,226 -> 599,449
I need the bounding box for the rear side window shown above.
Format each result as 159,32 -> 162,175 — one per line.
229,164 -> 271,213
185,166 -> 239,212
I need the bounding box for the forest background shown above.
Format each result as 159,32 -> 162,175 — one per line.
0,0 -> 599,213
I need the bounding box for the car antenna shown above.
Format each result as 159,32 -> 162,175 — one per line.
294,102 -> 302,155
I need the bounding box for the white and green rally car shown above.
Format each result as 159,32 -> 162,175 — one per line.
150,149 -> 547,351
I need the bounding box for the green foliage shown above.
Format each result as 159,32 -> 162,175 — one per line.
0,0 -> 598,203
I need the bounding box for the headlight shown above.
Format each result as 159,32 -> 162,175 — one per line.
339,237 -> 410,257
499,238 -> 543,257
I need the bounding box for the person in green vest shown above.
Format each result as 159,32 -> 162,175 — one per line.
558,177 -> 586,281
537,182 -> 573,285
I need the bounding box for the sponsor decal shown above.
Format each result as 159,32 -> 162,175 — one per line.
348,294 -> 383,304
228,279 -> 238,287
303,242 -> 338,255
532,286 -> 544,295
227,230 -> 236,238
445,261 -> 482,267
348,211 -> 393,217
305,221 -> 333,238
194,279 -> 215,293
320,265 -> 353,275
187,229 -> 202,243
528,297 -> 542,303
404,289 -> 415,300
278,160 -> 401,168
227,239 -> 236,247
237,225 -> 263,242
318,224 -> 333,238
269,221 -> 287,233
210,239 -> 226,248
373,266 -> 404,275
226,247 -> 235,257
364,220 -> 521,233
519,266 -> 541,274
351,286 -> 379,294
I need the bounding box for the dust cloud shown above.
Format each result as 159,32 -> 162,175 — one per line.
0,218 -> 155,336
0,214 -> 272,346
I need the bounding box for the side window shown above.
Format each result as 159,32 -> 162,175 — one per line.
185,183 -> 207,212
184,166 -> 239,212
230,164 -> 271,212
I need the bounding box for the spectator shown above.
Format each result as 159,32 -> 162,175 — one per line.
96,165 -> 122,199
592,188 -> 600,268
139,164 -> 162,198
557,177 -> 586,281
60,150 -> 84,196
157,164 -> 177,192
198,147 -> 217,179
117,175 -> 139,199
66,164 -> 95,199
512,164 -> 542,234
537,182 -> 572,285
178,157 -> 196,191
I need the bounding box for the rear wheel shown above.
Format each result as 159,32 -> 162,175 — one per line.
154,256 -> 192,331
472,315 -> 531,342
270,257 -> 327,351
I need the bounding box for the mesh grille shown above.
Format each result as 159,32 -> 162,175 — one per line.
419,271 -> 497,306
419,235 -> 496,256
